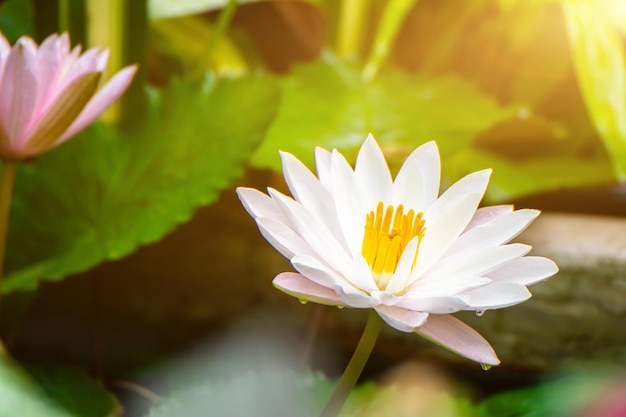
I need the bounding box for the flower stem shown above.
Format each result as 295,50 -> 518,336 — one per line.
192,0 -> 238,81
336,0 -> 371,58
0,161 -> 17,301
320,310 -> 383,417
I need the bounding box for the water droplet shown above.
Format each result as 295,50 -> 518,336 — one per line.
337,305 -> 344,309
475,310 -> 485,317
481,363 -> 492,371
298,299 -> 308,305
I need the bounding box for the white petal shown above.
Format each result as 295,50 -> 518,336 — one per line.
331,150 -> 370,255
336,285 -> 379,308
416,314 -> 500,365
427,243 -> 532,281
408,274 -> 492,298
314,146 -> 333,191
397,295 -> 470,314
445,209 -> 539,258
237,187 -> 286,222
354,134 -> 393,207
463,205 -> 513,232
273,272 -> 345,306
487,256 -> 558,286
349,254 -> 378,293
268,188 -> 352,275
375,305 -> 428,332
280,151 -> 346,250
292,254 -> 351,289
385,237 -> 419,294
466,282 -> 532,310
418,170 -> 491,271
392,141 -> 440,211
256,217 -> 316,260
424,169 -> 491,225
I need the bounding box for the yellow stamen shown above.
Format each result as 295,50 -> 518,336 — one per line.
361,201 -> 426,289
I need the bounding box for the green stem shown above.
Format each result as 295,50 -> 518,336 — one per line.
191,0 -> 238,81
0,161 -> 17,302
58,0 -> 70,32
362,0 -> 418,82
336,0 -> 371,58
320,310 -> 383,417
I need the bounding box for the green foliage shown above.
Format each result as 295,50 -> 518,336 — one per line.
251,53 -> 516,171
0,0 -> 33,42
362,0 -> 418,82
27,366 -> 120,417
144,368 -> 477,417
445,147 -> 615,203
148,0 -> 321,20
2,74 -> 279,293
563,1 -> 626,180
0,350 -> 70,417
0,351 -> 118,417
476,372 -> 616,417
144,370 -> 335,417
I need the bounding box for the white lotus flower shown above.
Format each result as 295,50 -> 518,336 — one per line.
237,135 -> 558,365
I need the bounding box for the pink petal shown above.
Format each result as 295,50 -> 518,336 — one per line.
59,46 -> 101,89
273,272 -> 345,306
96,49 -> 110,72
375,305 -> 428,332
0,39 -> 39,145
416,314 -> 500,365
21,71 -> 101,156
57,65 -> 137,143
0,32 -> 11,60
35,33 -> 68,118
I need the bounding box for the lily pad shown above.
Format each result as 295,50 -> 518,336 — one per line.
3,74 -> 279,293
0,349 -> 70,417
26,366 -> 121,417
444,147 -> 615,203
251,52 -> 517,171
0,350 -> 119,417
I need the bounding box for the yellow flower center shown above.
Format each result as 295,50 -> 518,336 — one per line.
361,201 -> 426,289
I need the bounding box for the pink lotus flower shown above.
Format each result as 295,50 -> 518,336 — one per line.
237,135 -> 558,366
0,32 -> 137,160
